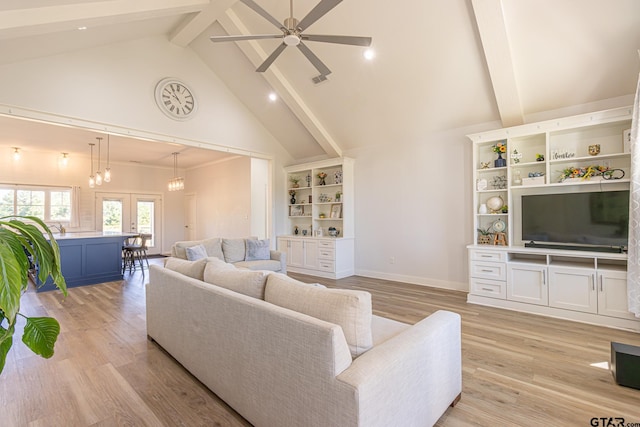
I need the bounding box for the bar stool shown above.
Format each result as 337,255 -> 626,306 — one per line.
122,235 -> 142,273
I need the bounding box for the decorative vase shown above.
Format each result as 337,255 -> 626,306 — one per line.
479,203 -> 488,214
290,195 -> 296,204
319,177 -> 326,186
494,153 -> 506,168
294,226 -> 299,235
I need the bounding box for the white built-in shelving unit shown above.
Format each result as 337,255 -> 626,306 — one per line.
468,106 -> 639,332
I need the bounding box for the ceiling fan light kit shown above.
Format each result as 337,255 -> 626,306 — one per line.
210,0 -> 372,76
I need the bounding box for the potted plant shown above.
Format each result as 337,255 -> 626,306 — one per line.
288,176 -> 300,188
0,216 -> 67,375
477,227 -> 493,245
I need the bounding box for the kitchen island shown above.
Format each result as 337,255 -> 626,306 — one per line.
34,232 -> 135,292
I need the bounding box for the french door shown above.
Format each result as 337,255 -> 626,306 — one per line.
96,193 -> 162,255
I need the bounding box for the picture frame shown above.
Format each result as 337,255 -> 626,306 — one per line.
330,204 -> 342,219
290,205 -> 304,217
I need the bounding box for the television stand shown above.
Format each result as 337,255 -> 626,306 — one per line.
524,241 -> 626,254
467,244 -> 639,333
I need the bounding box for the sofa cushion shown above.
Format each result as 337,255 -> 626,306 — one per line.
222,238 -> 247,263
245,238 -> 270,261
371,315 -> 410,346
165,257 -> 208,281
204,263 -> 270,300
174,238 -> 223,260
186,244 -> 208,261
265,274 -> 372,357
234,259 -> 282,272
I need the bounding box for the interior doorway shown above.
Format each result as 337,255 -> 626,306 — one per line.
184,193 -> 197,240
96,192 -> 163,255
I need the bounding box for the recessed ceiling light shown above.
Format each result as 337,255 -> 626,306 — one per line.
78,26 -> 87,31
268,92 -> 278,102
363,49 -> 375,60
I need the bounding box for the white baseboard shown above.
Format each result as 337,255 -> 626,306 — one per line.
354,269 -> 468,292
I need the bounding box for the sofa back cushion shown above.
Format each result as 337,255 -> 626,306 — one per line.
173,238 -> 223,260
222,238 -> 247,263
165,257 -> 208,281
265,274 -> 372,357
204,258 -> 270,300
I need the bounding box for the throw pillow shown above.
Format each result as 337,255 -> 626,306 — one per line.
185,244 -> 207,261
265,274 -> 372,357
204,267 -> 270,300
164,257 -> 208,281
245,239 -> 270,261
222,238 -> 248,263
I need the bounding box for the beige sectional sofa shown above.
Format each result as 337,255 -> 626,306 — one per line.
170,237 -> 286,273
146,257 -> 462,427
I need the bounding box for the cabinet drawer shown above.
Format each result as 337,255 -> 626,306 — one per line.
318,240 -> 335,249
318,260 -> 335,272
470,261 -> 506,281
470,278 -> 506,299
318,248 -> 335,260
470,249 -> 506,262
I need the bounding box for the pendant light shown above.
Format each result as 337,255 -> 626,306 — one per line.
104,134 -> 111,183
95,137 -> 103,186
168,152 -> 184,191
88,143 -> 95,188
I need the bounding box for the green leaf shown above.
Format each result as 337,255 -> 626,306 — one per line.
0,323 -> 15,375
22,316 -> 60,359
0,238 -> 23,323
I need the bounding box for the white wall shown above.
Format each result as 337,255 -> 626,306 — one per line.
343,125 -> 486,291
251,157 -> 270,240
186,156 -> 252,239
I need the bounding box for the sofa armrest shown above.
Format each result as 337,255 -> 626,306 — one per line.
336,310 -> 461,427
270,250 -> 287,273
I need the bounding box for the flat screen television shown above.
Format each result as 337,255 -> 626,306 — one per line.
521,190 -> 629,252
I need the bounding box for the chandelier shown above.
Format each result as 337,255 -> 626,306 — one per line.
168,152 -> 184,191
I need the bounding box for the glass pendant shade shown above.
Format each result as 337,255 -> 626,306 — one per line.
168,152 -> 184,191
88,142 -> 95,188
95,137 -> 103,186
104,134 -> 112,182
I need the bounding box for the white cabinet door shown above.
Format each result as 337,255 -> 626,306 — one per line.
548,266 -> 597,314
598,270 -> 635,319
507,264 -> 548,306
303,240 -> 319,270
277,238 -> 304,268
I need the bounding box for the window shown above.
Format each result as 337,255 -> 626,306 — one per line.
0,186 -> 72,222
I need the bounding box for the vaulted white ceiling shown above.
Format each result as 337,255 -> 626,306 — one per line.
0,0 -> 638,167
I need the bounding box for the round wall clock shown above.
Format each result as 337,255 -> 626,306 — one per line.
492,219 -> 506,233
155,78 -> 197,120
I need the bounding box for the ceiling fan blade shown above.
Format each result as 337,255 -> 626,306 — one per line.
210,34 -> 282,43
240,0 -> 285,30
297,0 -> 342,31
256,43 -> 288,72
301,34 -> 372,47
297,42 -> 332,76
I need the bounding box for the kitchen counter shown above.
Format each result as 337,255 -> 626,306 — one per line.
36,232 -> 136,292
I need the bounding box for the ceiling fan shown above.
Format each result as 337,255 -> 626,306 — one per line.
210,0 -> 372,76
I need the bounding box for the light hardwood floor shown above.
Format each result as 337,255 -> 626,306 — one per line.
2,259 -> 639,426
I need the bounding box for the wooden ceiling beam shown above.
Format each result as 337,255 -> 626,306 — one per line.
0,0 -> 208,40
471,0 -> 524,127
170,0 -> 240,47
